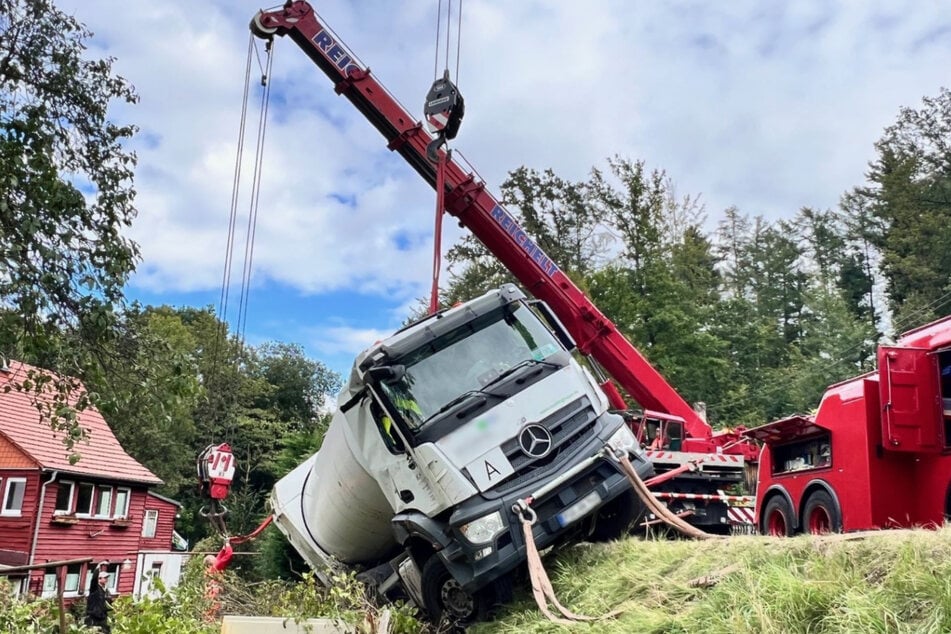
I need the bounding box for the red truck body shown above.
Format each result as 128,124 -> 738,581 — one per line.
749,316 -> 951,534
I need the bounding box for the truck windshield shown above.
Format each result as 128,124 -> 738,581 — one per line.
379,304 -> 562,431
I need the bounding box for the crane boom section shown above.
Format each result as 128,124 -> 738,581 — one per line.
251,1 -> 712,440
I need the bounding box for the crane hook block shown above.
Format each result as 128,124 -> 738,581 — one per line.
197,443 -> 237,501
424,69 -> 465,141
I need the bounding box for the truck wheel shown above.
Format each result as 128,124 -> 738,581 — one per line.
761,496 -> 795,537
421,556 -> 487,624
802,490 -> 841,534
588,489 -> 644,541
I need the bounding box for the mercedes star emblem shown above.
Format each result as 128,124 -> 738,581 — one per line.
518,424 -> 554,459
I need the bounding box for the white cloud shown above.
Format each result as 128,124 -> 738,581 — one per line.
54,0 -> 951,344
308,325 -> 393,358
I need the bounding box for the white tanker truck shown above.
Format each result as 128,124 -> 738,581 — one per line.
270,285 -> 652,621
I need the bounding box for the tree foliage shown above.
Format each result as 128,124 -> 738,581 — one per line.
0,0 -> 139,452
854,87 -> 951,326
442,157 -> 881,427
0,0 -> 138,350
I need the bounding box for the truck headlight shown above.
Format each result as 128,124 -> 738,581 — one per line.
460,511 -> 505,544
607,424 -> 638,455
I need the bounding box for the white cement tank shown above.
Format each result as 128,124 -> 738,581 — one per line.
299,408 -> 396,564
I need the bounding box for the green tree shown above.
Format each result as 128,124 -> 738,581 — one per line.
256,341 -> 341,429
0,0 -> 139,450
87,306 -> 203,494
444,166 -> 608,305
854,87 -> 951,327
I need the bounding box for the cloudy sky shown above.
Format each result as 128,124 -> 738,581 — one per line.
58,0 -> 950,376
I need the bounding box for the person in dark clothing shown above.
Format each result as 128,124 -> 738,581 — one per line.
84,561 -> 113,633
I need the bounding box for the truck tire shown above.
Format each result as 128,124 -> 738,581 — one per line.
761,496 -> 795,537
421,556 -> 490,624
588,489 -> 644,542
802,490 -> 841,534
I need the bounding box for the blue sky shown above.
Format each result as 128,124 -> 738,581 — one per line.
58,0 -> 951,377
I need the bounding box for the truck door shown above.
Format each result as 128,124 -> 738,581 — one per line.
878,346 -> 942,452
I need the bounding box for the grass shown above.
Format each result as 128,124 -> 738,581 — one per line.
472,527 -> 951,634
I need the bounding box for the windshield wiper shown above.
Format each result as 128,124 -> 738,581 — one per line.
481,358 -> 559,391
420,388 -> 506,427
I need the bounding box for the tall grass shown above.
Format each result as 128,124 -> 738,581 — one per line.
475,528 -> 951,634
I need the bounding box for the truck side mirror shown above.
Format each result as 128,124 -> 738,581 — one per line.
528,300 -> 576,352
366,364 -> 406,384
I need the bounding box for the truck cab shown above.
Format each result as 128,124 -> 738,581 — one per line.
271,285 -> 652,621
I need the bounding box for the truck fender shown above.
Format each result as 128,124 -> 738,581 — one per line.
759,485 -> 798,529
801,479 -> 840,513
392,512 -> 451,555
800,479 -> 843,531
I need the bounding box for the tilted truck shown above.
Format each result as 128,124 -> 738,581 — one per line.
270,284 -> 652,620
748,315 -> 951,536
250,0 -> 760,538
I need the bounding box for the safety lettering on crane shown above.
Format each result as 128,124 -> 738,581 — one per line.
490,205 -> 559,277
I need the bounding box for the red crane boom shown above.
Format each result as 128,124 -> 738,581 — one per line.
251,2 -> 750,454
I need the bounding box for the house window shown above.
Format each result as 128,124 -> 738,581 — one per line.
83,563 -> 120,595
41,569 -> 57,598
54,481 -> 75,514
95,486 -> 112,518
1,478 -> 26,516
75,483 -> 95,516
142,509 -> 158,538
104,563 -> 120,593
114,488 -> 130,519
64,563 -> 82,595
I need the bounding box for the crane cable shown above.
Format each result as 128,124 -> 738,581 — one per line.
200,35 -> 275,537
428,0 -> 464,314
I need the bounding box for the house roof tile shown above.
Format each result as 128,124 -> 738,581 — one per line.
0,361 -> 161,485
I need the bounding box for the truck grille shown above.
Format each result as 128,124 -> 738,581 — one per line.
487,396 -> 597,496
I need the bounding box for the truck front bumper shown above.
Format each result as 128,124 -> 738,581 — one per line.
439,444 -> 652,593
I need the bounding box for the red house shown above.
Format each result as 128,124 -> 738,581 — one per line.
0,360 -> 183,599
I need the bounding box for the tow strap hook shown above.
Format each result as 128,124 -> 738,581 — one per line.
512,498 -> 537,526
603,444 -> 623,461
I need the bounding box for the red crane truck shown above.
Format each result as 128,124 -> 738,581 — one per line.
250,1 -> 759,533
748,316 -> 951,535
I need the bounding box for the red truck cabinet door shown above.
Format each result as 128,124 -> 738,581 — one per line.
878,345 -> 942,452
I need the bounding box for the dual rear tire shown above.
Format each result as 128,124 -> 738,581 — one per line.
761,490 -> 841,536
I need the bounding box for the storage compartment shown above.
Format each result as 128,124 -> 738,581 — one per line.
771,434 -> 831,475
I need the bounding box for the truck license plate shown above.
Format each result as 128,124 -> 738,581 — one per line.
556,491 -> 602,528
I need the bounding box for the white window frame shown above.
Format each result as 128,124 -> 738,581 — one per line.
63,563 -> 82,596
142,509 -> 158,538
75,482 -> 95,516
113,487 -> 130,519
102,563 -> 120,593
86,564 -> 121,594
54,481 -> 75,515
95,485 -> 113,518
1,477 -> 27,516
41,570 -> 57,598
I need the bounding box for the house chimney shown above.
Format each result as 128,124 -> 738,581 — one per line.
0,354 -> 9,373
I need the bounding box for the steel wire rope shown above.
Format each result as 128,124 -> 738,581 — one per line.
433,0 -> 442,79
444,0 -> 452,73
428,0 -> 464,312
454,0 -> 463,83
236,44 -> 275,347
209,34 -> 255,432
210,38 -> 274,448
703,286 -> 951,423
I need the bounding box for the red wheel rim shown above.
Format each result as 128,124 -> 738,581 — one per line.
767,509 -> 786,536
808,506 -> 831,534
